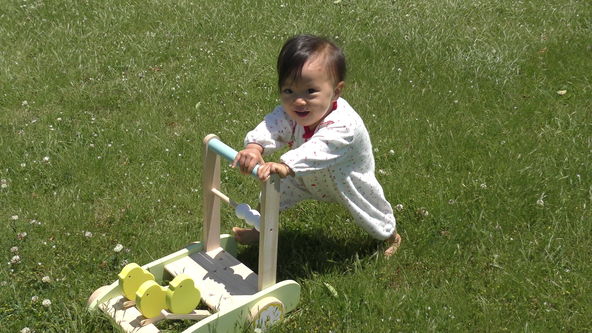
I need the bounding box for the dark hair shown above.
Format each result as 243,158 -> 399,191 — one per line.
276,34 -> 346,89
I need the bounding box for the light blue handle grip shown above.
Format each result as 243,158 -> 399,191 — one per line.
207,138 -> 259,177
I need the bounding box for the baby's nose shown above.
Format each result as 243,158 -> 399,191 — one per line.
294,97 -> 306,105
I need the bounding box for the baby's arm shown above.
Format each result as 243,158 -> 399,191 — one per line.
232,143 -> 264,175
237,106 -> 294,176
244,106 -> 294,154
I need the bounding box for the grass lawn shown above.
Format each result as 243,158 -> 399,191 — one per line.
1,0 -> 591,332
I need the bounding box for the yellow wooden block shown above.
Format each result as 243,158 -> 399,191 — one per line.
118,263 -> 154,301
166,274 -> 201,314
136,280 -> 167,319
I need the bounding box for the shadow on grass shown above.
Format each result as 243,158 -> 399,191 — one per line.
236,228 -> 381,281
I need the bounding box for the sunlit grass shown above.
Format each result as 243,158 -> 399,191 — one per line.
1,0 -> 591,332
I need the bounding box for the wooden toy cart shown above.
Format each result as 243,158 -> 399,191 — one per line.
88,134 -> 300,332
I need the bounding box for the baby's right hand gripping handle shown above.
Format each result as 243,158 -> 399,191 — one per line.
205,135 -> 260,178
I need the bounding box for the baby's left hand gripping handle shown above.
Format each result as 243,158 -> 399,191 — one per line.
204,134 -> 259,177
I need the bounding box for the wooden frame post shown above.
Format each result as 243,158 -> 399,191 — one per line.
202,134 -> 221,252
258,174 -> 280,291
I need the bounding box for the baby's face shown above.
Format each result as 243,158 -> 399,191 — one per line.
280,56 -> 343,129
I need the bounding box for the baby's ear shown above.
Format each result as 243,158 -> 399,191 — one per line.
334,81 -> 345,99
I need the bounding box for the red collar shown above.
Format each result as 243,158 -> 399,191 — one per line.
303,100 -> 338,140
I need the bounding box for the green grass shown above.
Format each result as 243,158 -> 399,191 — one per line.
1,0 -> 591,332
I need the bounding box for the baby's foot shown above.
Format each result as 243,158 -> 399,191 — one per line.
384,233 -> 401,257
232,227 -> 260,245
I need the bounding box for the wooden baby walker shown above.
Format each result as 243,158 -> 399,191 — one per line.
88,134 -> 301,332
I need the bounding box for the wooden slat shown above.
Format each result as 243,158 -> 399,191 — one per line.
164,247 -> 258,312
100,296 -> 160,333
258,175 -> 280,291
202,134 -> 221,251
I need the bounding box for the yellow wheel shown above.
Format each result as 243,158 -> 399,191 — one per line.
249,297 -> 285,331
118,263 -> 154,301
166,274 -> 201,314
136,280 -> 167,318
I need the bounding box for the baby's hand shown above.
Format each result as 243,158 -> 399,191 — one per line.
232,144 -> 264,175
257,162 -> 294,181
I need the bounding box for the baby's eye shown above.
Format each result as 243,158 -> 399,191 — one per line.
307,88 -> 318,94
282,88 -> 293,94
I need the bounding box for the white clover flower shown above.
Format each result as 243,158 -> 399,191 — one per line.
389,149 -> 395,155
22,100 -> 29,107
480,183 -> 487,189
42,299 -> 51,307
84,231 -> 93,238
11,246 -> 19,253
10,255 -> 21,264
20,327 -> 32,333
17,232 -> 27,240
113,244 -> 124,253
42,276 -> 51,283
378,169 -> 387,175
43,156 -> 50,162
11,215 -> 19,220
31,295 -> 39,302
417,208 -> 429,217
395,204 -> 404,211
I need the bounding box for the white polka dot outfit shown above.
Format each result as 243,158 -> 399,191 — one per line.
244,98 -> 396,240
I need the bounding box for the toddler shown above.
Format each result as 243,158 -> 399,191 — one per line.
232,34 -> 400,257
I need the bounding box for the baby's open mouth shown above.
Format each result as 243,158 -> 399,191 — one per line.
295,110 -> 309,117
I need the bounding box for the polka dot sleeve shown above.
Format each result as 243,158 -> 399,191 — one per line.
244,106 -> 295,155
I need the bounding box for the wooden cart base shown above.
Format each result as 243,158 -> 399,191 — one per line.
88,235 -> 300,333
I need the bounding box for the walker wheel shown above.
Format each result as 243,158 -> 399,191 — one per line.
249,297 -> 285,331
87,285 -> 111,306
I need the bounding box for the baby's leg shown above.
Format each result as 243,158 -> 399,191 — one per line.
232,227 -> 260,245
384,232 -> 402,257
277,175 -> 312,210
